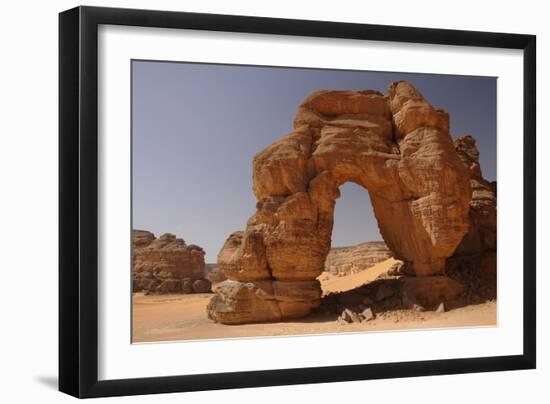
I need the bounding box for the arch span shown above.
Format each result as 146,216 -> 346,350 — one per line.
207,81 -> 472,324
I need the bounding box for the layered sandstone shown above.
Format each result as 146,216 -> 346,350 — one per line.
132,230 -> 211,294
204,231 -> 245,285
324,242 -> 392,276
447,135 -> 497,299
208,81 -> 473,324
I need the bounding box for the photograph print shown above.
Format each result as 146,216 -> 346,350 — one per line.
131,61 -> 497,343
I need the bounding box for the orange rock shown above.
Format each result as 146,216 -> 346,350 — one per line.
206,279 -> 321,324
447,135 -> 497,299
206,280 -> 282,324
217,231 -> 244,278
208,81 -> 477,324
132,230 -> 208,294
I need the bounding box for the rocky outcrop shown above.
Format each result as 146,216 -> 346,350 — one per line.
204,232 -> 247,285
208,81 -> 473,324
132,230 -> 211,294
447,135 -> 497,300
320,275 -> 465,316
325,241 -> 392,276
453,135 -> 497,255
133,229 -> 155,248
205,264 -> 226,284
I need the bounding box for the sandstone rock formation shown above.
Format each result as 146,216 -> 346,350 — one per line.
204,231 -> 246,285
208,81 -> 475,324
447,135 -> 497,299
320,275 -> 465,316
324,241 -> 392,276
215,231 -> 245,279
132,230 -> 211,294
205,263 -> 226,284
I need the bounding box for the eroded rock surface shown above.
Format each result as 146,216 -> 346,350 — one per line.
320,275 -> 465,316
132,230 -> 211,294
325,241 -> 392,276
208,81 -> 475,324
447,135 -> 497,300
205,264 -> 226,284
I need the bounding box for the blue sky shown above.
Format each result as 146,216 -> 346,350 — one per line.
132,61 -> 496,262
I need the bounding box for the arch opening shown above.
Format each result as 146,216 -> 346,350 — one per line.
320,182 -> 397,294
331,182 -> 383,249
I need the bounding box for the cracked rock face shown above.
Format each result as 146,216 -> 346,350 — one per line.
453,135 -> 497,255
132,230 -> 210,294
447,135 -> 497,298
207,81 -> 474,324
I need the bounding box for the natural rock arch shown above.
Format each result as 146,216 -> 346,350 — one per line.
207,81 -> 473,324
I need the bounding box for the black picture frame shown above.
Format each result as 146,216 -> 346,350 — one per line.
59,5 -> 536,399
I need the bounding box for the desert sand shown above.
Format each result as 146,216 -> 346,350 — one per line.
132,258 -> 496,343
319,257 -> 400,294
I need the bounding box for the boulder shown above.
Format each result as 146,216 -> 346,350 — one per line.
216,231 -> 244,279
206,280 -> 282,324
207,279 -> 321,324
362,307 -> 375,321
155,279 -> 180,294
192,279 -> 212,293
340,308 -> 362,323
181,278 -> 194,294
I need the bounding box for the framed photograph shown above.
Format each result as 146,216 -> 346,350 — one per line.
59,6 -> 536,398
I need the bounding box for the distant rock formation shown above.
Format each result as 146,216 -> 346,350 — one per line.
132,230 -> 211,294
208,80 -> 476,325
324,242 -> 392,276
205,263 -> 226,284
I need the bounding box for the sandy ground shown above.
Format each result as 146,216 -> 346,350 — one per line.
133,258 -> 496,343
318,257 -> 400,294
